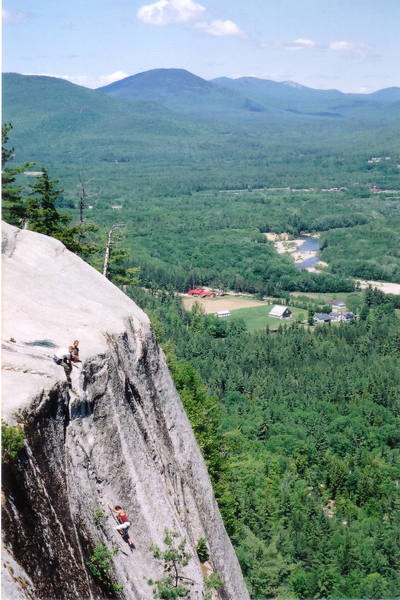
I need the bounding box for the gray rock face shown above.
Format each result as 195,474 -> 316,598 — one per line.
1,223 -> 250,600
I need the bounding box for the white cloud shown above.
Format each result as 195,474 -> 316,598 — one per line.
280,38 -> 372,59
329,40 -> 374,59
329,40 -> 355,51
284,38 -> 317,51
195,19 -> 243,36
293,38 -> 316,48
3,9 -> 28,24
328,40 -> 371,57
137,0 -> 205,25
98,71 -> 130,85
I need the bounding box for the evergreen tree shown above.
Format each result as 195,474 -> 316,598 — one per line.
26,167 -> 70,236
2,122 -> 33,226
26,168 -> 97,255
150,529 -> 192,598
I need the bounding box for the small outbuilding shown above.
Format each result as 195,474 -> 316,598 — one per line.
269,305 -> 292,319
314,313 -> 332,323
342,311 -> 356,322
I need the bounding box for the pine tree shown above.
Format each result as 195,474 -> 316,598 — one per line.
26,167 -> 70,236
2,122 -> 33,226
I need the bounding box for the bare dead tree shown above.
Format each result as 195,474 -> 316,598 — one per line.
77,177 -> 87,245
103,223 -> 125,279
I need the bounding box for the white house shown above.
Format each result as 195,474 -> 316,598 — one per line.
269,305 -> 292,319
215,310 -> 230,318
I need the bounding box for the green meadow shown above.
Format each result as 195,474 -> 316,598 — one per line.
229,304 -> 307,332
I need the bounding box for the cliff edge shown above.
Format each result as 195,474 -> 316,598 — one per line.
1,222 -> 250,600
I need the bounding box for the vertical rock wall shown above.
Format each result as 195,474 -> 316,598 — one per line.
2,223 -> 250,600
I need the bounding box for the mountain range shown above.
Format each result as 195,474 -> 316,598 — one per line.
2,69 -> 400,200
97,68 -> 400,120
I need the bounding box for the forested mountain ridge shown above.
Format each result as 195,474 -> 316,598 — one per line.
97,67 -> 267,116
97,67 -> 400,121
2,71 -> 400,291
212,76 -> 400,120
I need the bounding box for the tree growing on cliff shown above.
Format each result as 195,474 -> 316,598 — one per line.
149,529 -> 193,598
87,543 -> 123,596
1,422 -> 25,463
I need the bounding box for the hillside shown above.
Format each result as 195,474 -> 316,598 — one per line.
212,76 -> 400,120
97,68 -> 400,122
2,72 -> 205,166
1,221 -> 249,600
3,72 -> 400,196
97,67 -> 267,116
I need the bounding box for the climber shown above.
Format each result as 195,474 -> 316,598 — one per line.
53,347 -> 73,388
70,339 -> 81,363
108,505 -> 134,549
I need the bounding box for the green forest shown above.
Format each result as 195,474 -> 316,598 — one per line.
132,287 -> 400,599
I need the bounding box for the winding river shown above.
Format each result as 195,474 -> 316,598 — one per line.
295,236 -> 321,270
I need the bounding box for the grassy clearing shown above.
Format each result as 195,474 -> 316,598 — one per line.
181,294 -> 308,331
229,305 -> 307,332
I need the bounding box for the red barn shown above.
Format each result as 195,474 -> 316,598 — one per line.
187,288 -> 204,296
199,290 -> 215,297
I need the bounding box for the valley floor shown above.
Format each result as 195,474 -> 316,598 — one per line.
181,295 -> 264,313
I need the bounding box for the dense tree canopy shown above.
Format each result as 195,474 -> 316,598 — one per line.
132,287 -> 400,598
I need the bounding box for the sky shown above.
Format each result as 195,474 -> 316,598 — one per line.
3,0 -> 400,93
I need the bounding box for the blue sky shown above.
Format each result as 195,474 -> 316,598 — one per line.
3,0 -> 399,93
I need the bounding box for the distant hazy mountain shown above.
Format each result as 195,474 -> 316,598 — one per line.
2,72 -> 194,137
212,76 -> 400,118
213,76 -> 344,103
97,68 -> 400,121
2,72 -> 209,168
97,68 -> 268,116
368,87 -> 400,103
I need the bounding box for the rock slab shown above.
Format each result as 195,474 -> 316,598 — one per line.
2,222 -> 250,600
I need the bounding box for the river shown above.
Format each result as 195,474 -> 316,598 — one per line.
295,236 -> 321,270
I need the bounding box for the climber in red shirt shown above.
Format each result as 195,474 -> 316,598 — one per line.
109,505 -> 134,549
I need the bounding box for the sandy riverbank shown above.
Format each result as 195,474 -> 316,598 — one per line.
357,280 -> 400,295
264,232 -> 323,270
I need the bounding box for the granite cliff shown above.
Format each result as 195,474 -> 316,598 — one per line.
1,222 -> 250,600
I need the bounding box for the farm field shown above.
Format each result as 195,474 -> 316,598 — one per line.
229,304 -> 307,332
181,294 -> 265,313
181,294 -> 307,331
